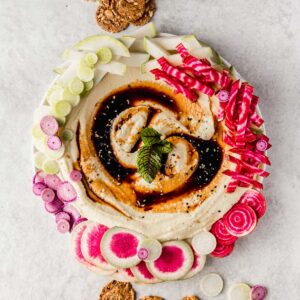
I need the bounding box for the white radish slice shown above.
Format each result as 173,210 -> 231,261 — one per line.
119,53 -> 150,67
94,61 -> 127,76
42,159 -> 60,175
44,174 -> 62,190
57,181 -> 77,202
41,187 -> 55,202
147,240 -> 194,281
68,77 -> 84,95
200,273 -> 224,297
47,136 -> 62,151
192,231 -> 217,255
183,252 -> 206,279
131,261 -> 161,284
44,198 -> 63,214
144,37 -> 169,58
32,136 -> 48,154
96,47 -> 112,64
32,182 -> 47,196
40,115 -> 59,136
111,268 -> 137,283
33,151 -> 47,169
81,222 -> 116,271
227,283 -> 251,300
63,203 -> 81,223
100,227 -> 143,268
137,238 -> 162,262
57,219 -> 71,233
44,143 -> 65,160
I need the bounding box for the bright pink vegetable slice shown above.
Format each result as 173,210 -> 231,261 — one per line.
225,80 -> 240,131
44,198 -> 63,214
57,181 -> 77,202
211,219 -> 237,245
55,211 -> 71,223
229,148 -> 271,165
138,248 -> 149,260
176,43 -> 189,58
250,285 -> 268,300
70,170 -> 82,182
223,170 -> 263,190
40,115 -> 59,136
218,90 -> 229,102
250,112 -> 264,127
183,55 -> 212,74
72,217 -> 88,229
41,187 -> 56,202
210,242 -> 235,258
44,174 -> 62,190
33,171 -> 45,184
239,191 -> 266,218
32,182 -> 47,196
47,136 -> 62,151
57,219 -> 71,233
223,204 -> 257,237
64,203 -> 81,222
256,139 -> 268,152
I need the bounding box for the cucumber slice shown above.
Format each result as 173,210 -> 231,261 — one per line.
52,100 -> 72,117
77,60 -> 95,82
200,273 -> 224,297
227,283 -> 251,300
84,80 -> 94,92
95,61 -> 127,76
74,35 -> 130,57
68,77 -> 84,95
84,52 -> 98,67
144,37 -> 169,58
34,151 -> 47,169
53,61 -> 71,75
62,88 -> 81,106
119,53 -> 150,67
96,47 -> 112,64
42,159 -> 60,174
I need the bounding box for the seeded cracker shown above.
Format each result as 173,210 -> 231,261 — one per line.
99,280 -> 135,300
139,297 -> 165,300
116,0 -> 146,22
131,0 -> 156,26
182,296 -> 200,300
96,2 -> 129,33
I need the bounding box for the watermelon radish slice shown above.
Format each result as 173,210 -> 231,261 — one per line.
211,242 -> 235,258
147,240 -> 193,281
211,219 -> 238,245
111,268 -> 138,283
224,204 -> 257,237
100,227 -> 143,268
131,261 -> 161,283
81,222 -> 116,271
239,191 -> 267,218
183,252 -> 206,279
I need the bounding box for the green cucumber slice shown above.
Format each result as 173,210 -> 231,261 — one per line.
84,52 -> 98,67
96,47 -> 113,65
77,60 -> 95,82
52,100 -> 72,117
68,77 -> 84,95
42,159 -> 60,174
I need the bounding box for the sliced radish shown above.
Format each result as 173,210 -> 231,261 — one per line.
239,191 -> 266,218
218,89 -> 229,102
63,203 -> 81,222
70,170 -> 82,182
224,204 -> 257,237
55,211 -> 71,223
210,242 -> 235,258
111,268 -> 137,283
57,219 -> 71,233
256,139 -> 268,152
147,240 -> 193,281
44,174 -> 62,190
131,261 -> 161,283
33,171 -> 45,184
191,231 -> 217,255
47,136 -> 62,151
211,219 -> 238,245
72,217 -> 88,229
44,198 -> 63,214
183,252 -> 206,279
228,283 -> 251,300
57,181 -> 77,202
100,227 -> 143,268
32,182 -> 47,196
40,115 -> 59,136
200,273 -> 224,297
137,238 -> 162,262
41,187 -> 55,202
81,222 -> 116,271
250,285 -> 268,300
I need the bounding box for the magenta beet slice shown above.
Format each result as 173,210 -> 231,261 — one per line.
32,182 -> 47,196
40,115 -> 59,136
47,136 -> 62,151
44,174 -> 62,190
239,191 -> 267,219
55,211 -> 71,223
57,181 -> 77,202
70,170 -> 82,182
250,285 -> 268,300
256,139 -> 268,152
210,242 -> 235,258
44,198 -> 63,214
41,187 -> 55,202
211,219 -> 238,245
63,204 -> 81,222
57,219 -> 71,233
33,171 -> 45,184
138,248 -> 149,260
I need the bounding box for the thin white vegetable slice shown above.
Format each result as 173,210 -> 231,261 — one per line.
227,283 -> 251,300
119,53 -> 150,67
148,35 -> 189,50
32,124 -> 46,140
144,37 -> 169,58
129,39 -> 144,52
191,231 -> 217,255
44,143 -> 65,160
200,273 -> 224,297
84,80 -> 94,92
47,87 -> 64,106
34,151 -> 47,169
94,61 -> 127,76
77,60 -> 94,82
42,159 -> 60,174
52,100 -> 72,117
128,22 -> 157,39
68,77 -> 84,95
119,36 -> 136,48
33,105 -> 52,123
62,88 -> 80,107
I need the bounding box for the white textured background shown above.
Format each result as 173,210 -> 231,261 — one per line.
1,0 -> 300,299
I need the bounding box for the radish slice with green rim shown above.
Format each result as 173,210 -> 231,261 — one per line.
57,219 -> 71,233
55,211 -> 71,223
147,240 -> 193,281
131,261 -> 161,283
60,129 -> 74,141
57,181 -> 77,202
40,115 -> 59,136
33,151 -> 47,169
239,191 -> 266,218
137,238 -> 162,262
250,285 -> 268,300
47,136 -> 62,151
211,219 -> 238,245
96,47 -> 112,64
200,273 -> 224,297
100,227 -> 143,268
41,187 -> 55,202
211,242 -> 235,258
42,159 -> 60,175
183,252 -> 206,279
44,198 -> 63,214
44,174 -> 62,190
70,170 -> 83,182
224,204 -> 257,237
191,231 -> 217,255
32,182 -> 47,196
228,283 -> 251,300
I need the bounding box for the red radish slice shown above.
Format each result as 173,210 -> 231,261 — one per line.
239,191 -> 267,218
131,261 -> 161,283
44,198 -> 63,214
137,238 -> 162,262
57,219 -> 71,233
218,90 -> 229,102
40,115 -> 59,136
211,219 -> 238,245
229,148 -> 271,165
81,222 -> 116,271
44,174 -> 62,190
191,231 -> 217,255
250,285 -> 268,300
224,204 -> 257,237
63,203 -> 81,222
183,252 -> 206,279
147,240 -> 193,281
41,187 -> 55,202
70,170 -> 82,182
32,182 -> 47,196
47,136 -> 62,151
256,139 -> 268,152
100,227 -> 143,268
57,181 -> 77,202
33,171 -> 45,184
55,211 -> 71,223
210,242 -> 235,258
223,170 -> 263,190
176,43 -> 189,58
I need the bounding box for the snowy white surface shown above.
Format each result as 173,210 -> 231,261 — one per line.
1,0 -> 300,299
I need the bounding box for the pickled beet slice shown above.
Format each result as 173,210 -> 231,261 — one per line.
44,174 -> 62,190
44,198 -> 63,214
32,182 -> 47,196
41,187 -> 56,202
57,181 -> 77,202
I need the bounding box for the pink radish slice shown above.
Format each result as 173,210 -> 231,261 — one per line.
44,198 -> 63,214
81,222 -> 116,271
47,136 -> 62,151
183,252 -> 206,279
32,182 -> 47,196
218,90 -> 229,102
72,217 -> 87,229
63,203 -> 81,222
224,204 -> 257,237
239,191 -> 266,218
211,219 -> 237,245
138,248 -> 149,260
57,181 -> 77,202
55,211 -> 71,223
210,242 -> 235,258
41,187 -> 55,202
250,285 -> 268,300
57,219 -> 71,233
256,139 -> 268,152
70,170 -> 82,182
40,115 -> 59,136
33,171 -> 45,184
44,174 -> 62,190
131,261 -> 161,283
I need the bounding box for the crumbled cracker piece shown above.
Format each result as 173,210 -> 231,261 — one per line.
99,280 -> 135,300
139,297 -> 164,300
182,296 -> 200,300
116,0 -> 146,22
130,0 -> 155,26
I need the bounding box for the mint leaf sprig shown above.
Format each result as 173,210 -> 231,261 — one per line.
137,128 -> 173,183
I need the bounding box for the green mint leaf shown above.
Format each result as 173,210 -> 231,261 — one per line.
137,145 -> 162,183
157,140 -> 173,154
140,127 -> 161,146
